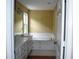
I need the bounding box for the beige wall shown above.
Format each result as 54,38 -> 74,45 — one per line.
15,1 -> 29,13
14,10 -> 23,33
14,1 -> 57,33
53,9 -> 58,34
29,10 -> 56,33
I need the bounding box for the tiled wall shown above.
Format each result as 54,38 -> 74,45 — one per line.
32,40 -> 56,51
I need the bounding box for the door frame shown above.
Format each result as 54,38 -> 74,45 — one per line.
65,0 -> 73,59
6,0 -> 72,59
60,0 -> 73,59
6,0 -> 14,59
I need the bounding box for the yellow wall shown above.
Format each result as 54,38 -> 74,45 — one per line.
14,10 -> 23,33
15,1 -> 29,13
14,1 -> 29,33
29,10 -> 56,33
53,8 -> 58,34
14,1 -> 57,33
53,9 -> 57,33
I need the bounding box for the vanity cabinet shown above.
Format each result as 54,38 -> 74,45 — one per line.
15,47 -> 21,59
15,36 -> 33,59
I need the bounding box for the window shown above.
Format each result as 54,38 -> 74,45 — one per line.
23,12 -> 28,34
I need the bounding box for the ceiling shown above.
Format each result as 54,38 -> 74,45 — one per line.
18,0 -> 57,10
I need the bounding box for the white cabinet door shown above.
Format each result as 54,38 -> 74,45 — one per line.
15,48 -> 21,59
20,43 -> 27,59
15,36 -> 33,59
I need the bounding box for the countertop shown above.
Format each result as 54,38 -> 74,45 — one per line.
14,35 -> 32,50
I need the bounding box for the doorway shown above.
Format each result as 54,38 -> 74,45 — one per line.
6,0 -> 72,58
14,0 -> 65,59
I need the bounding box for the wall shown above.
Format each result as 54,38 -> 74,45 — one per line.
15,1 -> 29,13
29,10 -> 56,41
29,10 -> 56,51
14,1 -> 29,34
29,10 -> 55,33
14,10 -> 23,33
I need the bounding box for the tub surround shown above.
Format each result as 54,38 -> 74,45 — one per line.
29,33 -> 56,51
32,40 -> 56,51
30,33 -> 55,40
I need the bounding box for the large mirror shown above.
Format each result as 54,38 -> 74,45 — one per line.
14,5 -> 29,35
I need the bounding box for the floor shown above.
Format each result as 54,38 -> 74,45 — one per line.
30,50 -> 56,56
27,50 -> 56,59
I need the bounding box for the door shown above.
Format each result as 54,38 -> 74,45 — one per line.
60,0 -> 66,59
60,0 -> 67,59
56,0 -> 67,59
60,0 -> 72,59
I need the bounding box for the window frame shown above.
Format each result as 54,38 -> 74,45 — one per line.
23,12 -> 29,35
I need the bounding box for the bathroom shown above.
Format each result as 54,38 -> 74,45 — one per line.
14,0 -> 65,59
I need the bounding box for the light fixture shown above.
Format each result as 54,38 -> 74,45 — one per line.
48,2 -> 51,4
48,0 -> 53,5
